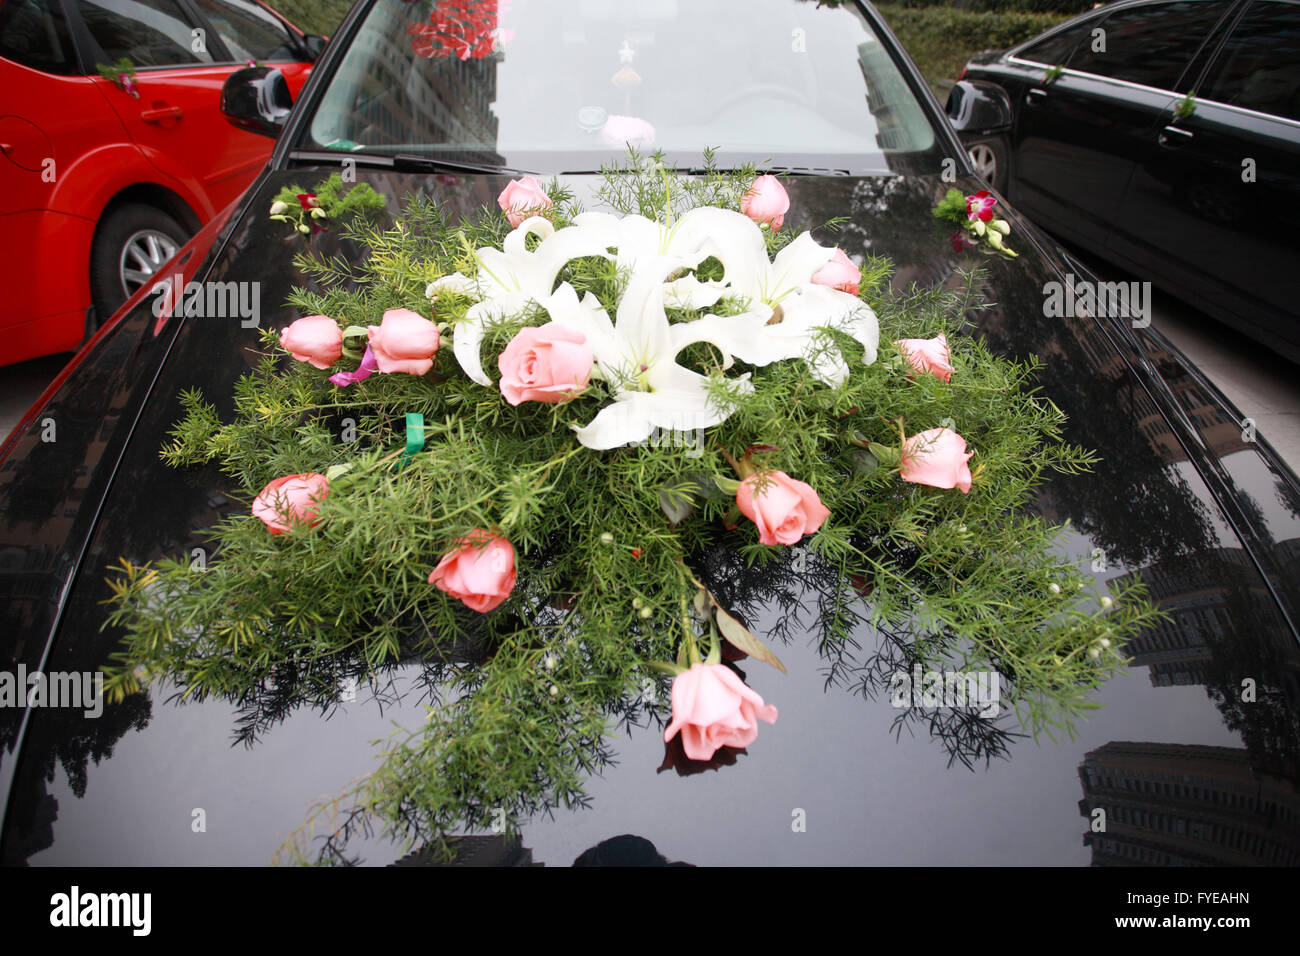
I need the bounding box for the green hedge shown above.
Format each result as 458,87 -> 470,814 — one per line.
878,4 -> 1071,95
272,0 -> 355,37
889,0 -> 1095,14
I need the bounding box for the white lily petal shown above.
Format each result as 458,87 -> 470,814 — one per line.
764,232 -> 837,303
454,293 -> 529,386
427,273 -> 475,299
663,275 -> 728,310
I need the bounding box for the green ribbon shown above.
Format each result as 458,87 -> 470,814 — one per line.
396,412 -> 425,470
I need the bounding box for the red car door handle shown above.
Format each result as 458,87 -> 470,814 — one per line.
141,105 -> 183,124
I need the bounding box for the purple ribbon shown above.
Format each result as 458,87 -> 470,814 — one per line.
330,346 -> 378,386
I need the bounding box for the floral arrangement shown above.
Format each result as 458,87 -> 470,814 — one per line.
102,155 -> 1161,863
95,58 -> 138,98
934,187 -> 1018,258
268,173 -> 387,237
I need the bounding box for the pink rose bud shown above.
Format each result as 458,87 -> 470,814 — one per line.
663,662 -> 778,761
740,174 -> 790,231
966,190 -> 997,223
367,308 -> 440,375
497,176 -> 552,228
736,470 -> 831,546
497,322 -> 594,405
429,530 -> 517,613
899,427 -> 974,493
810,248 -> 861,295
280,315 -> 344,369
251,473 -> 330,534
894,333 -> 954,383
122,75 -> 138,96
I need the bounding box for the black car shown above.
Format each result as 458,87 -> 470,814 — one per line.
2,0 -> 1300,867
947,0 -> 1300,362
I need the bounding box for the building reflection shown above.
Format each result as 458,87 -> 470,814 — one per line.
1078,742 -> 1300,866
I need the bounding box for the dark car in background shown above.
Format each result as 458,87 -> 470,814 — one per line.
2,0 -> 1300,867
946,0 -> 1300,362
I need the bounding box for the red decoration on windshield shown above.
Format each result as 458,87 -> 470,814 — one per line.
408,0 -> 507,60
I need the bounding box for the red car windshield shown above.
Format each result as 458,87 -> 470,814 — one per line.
301,0 -> 940,173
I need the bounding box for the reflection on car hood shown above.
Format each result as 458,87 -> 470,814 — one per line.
2,170 -> 1299,866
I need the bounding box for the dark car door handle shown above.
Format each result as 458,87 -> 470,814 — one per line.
1158,125 -> 1193,148
141,105 -> 184,124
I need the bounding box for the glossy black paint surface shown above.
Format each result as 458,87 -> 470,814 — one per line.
948,0 -> 1300,362
1,164 -> 1299,865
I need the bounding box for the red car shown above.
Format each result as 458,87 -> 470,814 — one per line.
0,0 -> 323,366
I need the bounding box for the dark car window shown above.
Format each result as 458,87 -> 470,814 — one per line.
1066,0 -> 1230,90
1199,0 -> 1300,121
192,0 -> 300,62
0,0 -> 78,75
1017,20 -> 1093,66
75,0 -> 213,67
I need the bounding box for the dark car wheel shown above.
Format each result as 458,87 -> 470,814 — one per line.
966,138 -> 1008,194
89,203 -> 188,328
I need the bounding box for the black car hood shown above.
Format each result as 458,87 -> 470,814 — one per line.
3,168 -> 1299,866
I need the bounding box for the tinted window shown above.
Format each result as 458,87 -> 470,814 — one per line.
76,0 -> 212,67
1018,21 -> 1092,66
1200,0 -> 1300,121
192,0 -> 300,61
1067,0 -> 1228,89
0,0 -> 77,75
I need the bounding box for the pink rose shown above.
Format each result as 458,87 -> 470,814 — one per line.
663,663 -> 778,761
811,248 -> 860,295
497,323 -> 594,405
894,333 -> 954,383
280,315 -> 343,369
737,470 -> 831,546
428,530 -> 517,613
740,174 -> 790,231
251,473 -> 329,534
367,308 -> 439,375
966,190 -> 996,223
497,176 -> 552,228
900,427 -> 974,493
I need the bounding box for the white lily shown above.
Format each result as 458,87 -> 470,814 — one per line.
542,255 -> 752,450
686,229 -> 880,387
426,216 -> 616,385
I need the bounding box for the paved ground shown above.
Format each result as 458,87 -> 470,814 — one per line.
4,275 -> 1300,474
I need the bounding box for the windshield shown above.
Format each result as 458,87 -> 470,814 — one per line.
301,0 -> 941,173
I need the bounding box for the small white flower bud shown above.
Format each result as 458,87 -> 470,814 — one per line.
1100,596 -> 1113,610
1088,647 -> 1101,659
544,655 -> 556,671
1049,582 -> 1061,594
298,223 -> 311,234
1100,637 -> 1111,648
599,532 -> 614,544
632,597 -> 643,609
639,606 -> 653,619
310,207 -> 327,219
269,200 -> 288,215
548,684 -> 558,697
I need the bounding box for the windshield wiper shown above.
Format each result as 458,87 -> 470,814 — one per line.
288,150 -> 532,177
